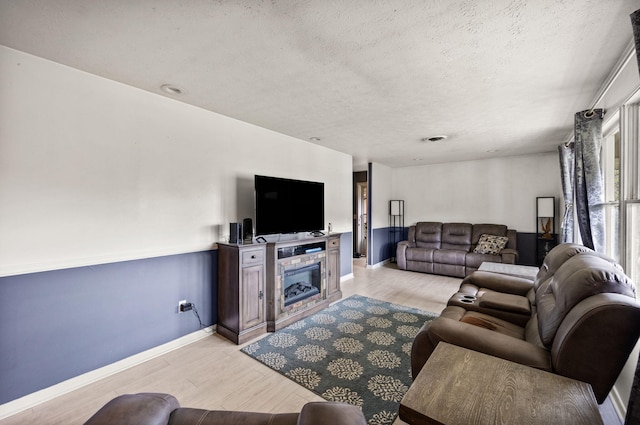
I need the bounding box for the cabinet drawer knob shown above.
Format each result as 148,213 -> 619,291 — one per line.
251,255 -> 256,259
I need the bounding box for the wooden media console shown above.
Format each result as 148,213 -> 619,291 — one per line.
217,234 -> 341,344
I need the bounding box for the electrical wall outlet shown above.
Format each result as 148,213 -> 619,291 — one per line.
178,300 -> 188,314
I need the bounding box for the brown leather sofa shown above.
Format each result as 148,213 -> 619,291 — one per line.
447,243 -> 606,326
396,222 -> 518,277
84,393 -> 366,425
411,253 -> 640,403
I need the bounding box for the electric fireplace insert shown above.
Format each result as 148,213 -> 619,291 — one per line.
282,262 -> 321,306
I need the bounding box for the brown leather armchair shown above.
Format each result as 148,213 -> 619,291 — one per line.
84,393 -> 366,425
411,253 -> 640,403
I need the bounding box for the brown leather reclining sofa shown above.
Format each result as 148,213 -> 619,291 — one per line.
84,393 -> 366,425
446,242 -> 606,326
397,222 -> 518,277
411,244 -> 640,403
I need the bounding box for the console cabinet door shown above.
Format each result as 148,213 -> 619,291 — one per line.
241,263 -> 265,329
217,244 -> 267,344
327,236 -> 342,301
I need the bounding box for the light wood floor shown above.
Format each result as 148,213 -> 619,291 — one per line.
0,260 -> 620,424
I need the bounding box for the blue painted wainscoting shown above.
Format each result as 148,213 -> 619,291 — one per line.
368,227 -> 409,266
339,232 -> 353,277
0,251 -> 216,405
0,234 -> 353,406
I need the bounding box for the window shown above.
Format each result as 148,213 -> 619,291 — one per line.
621,103 -> 640,282
602,126 -> 620,262
602,102 -> 640,282
627,203 -> 640,283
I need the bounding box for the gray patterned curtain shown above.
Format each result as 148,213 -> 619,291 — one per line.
632,9 -> 640,75
558,144 -> 575,243
573,109 -> 605,252
625,10 -> 640,425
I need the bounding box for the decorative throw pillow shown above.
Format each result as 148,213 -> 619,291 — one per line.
473,234 -> 508,255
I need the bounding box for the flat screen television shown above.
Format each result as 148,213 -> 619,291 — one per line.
255,175 -> 324,236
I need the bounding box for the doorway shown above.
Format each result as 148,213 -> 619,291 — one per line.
356,182 -> 367,257
353,171 -> 368,259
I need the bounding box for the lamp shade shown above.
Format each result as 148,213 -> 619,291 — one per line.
390,200 -> 403,216
632,9 -> 640,76
537,197 -> 554,217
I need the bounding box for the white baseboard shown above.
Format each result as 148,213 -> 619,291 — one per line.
368,259 -> 390,269
609,386 -> 627,422
340,273 -> 354,282
0,326 -> 215,420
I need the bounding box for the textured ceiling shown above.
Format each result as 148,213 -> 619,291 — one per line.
1,0 -> 638,169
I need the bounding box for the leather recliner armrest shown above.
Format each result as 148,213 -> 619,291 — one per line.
84,393 -> 180,425
297,402 -> 367,425
479,292 -> 531,315
461,271 -> 533,296
500,248 -> 518,264
396,240 -> 414,270
169,409 -> 299,425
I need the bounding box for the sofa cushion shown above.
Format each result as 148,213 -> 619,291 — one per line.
473,234 -> 508,255
406,247 -> 436,262
433,249 -> 467,265
440,223 -> 472,250
406,261 -> 434,274
471,224 -> 507,244
414,222 -> 442,248
459,311 -> 525,340
465,252 -> 502,268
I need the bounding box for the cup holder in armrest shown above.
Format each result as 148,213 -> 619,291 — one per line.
447,292 -> 479,308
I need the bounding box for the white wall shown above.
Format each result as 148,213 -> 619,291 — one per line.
598,48 -> 640,112
392,153 -> 562,233
0,46 -> 352,276
370,162 -> 393,229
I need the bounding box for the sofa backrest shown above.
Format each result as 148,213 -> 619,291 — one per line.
536,254 -> 636,347
412,222 -> 516,253
441,223 -> 472,251
531,244 -> 625,306
534,243 -> 594,290
470,224 -> 510,251
414,222 -> 443,248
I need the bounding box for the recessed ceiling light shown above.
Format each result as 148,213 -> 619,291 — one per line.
310,137 -> 322,141
421,135 -> 448,142
160,84 -> 183,95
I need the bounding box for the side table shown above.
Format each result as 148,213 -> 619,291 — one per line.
399,342 -> 603,425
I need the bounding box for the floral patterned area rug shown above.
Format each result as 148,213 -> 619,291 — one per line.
241,294 -> 438,425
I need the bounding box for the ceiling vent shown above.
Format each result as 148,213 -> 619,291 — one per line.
422,136 -> 447,142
